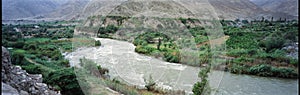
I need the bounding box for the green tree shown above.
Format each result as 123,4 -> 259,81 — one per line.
271,17 -> 274,22
157,38 -> 161,50
193,67 -> 210,95
179,17 -> 187,24
13,41 -> 25,48
95,40 -> 101,46
263,37 -> 285,52
242,20 -> 249,24
261,16 -> 265,22
106,24 -> 118,33
278,18 -> 282,22
12,49 -> 26,65
44,68 -> 86,95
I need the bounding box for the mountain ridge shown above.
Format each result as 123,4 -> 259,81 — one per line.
2,0 -> 298,21
250,0 -> 298,17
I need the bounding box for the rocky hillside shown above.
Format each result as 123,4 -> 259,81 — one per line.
41,0 -> 90,20
81,0 -> 124,19
208,0 -> 297,20
250,0 -> 298,17
82,0 -> 297,20
81,0 -> 297,20
208,0 -> 268,20
2,47 -> 60,95
3,0 -> 298,21
1,0 -> 68,20
76,0 -> 299,41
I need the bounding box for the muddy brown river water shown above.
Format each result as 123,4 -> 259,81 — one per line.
66,38 -> 298,95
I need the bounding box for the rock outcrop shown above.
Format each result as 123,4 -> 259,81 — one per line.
2,46 -> 60,95
282,42 -> 298,59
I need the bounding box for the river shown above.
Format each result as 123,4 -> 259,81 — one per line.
66,38 -> 298,95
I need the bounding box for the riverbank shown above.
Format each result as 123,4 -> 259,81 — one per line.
95,34 -> 298,79
66,38 -> 298,95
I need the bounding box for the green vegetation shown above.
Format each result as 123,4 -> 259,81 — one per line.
45,68 -> 87,95
3,18 -> 188,95
78,57 -> 184,95
144,75 -> 156,91
11,49 -> 27,65
79,57 -> 109,78
97,24 -> 119,38
132,27 -> 211,66
101,16 -> 298,78
228,63 -> 298,78
77,58 -> 117,94
189,26 -> 209,44
223,20 -> 298,78
95,40 -> 102,46
3,16 -> 298,95
193,66 -> 211,95
2,22 -> 99,95
133,32 -> 181,63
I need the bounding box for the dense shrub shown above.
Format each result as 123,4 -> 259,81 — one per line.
226,32 -> 259,49
95,40 -> 101,46
227,49 -> 249,57
135,32 -> 170,43
163,51 -> 180,63
179,17 -> 187,25
189,26 -> 206,36
97,25 -> 119,38
269,50 -> 287,61
33,59 -> 60,70
133,39 -> 147,46
253,50 -> 269,59
193,67 -> 210,95
106,24 -> 118,33
3,40 -> 26,48
45,68 -> 86,95
228,64 -> 300,78
58,59 -> 70,67
21,64 -> 42,74
248,64 -> 272,76
229,64 -> 247,74
232,56 -> 255,64
11,49 -> 26,65
262,37 -> 285,52
150,50 -> 164,58
289,58 -> 298,66
135,46 -> 156,54
24,44 -> 38,50
271,67 -> 298,78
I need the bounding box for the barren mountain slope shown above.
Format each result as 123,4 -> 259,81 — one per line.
42,0 -> 90,20
2,0 -> 66,20
250,0 -> 298,16
81,0 -> 297,20
2,0 -> 298,21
